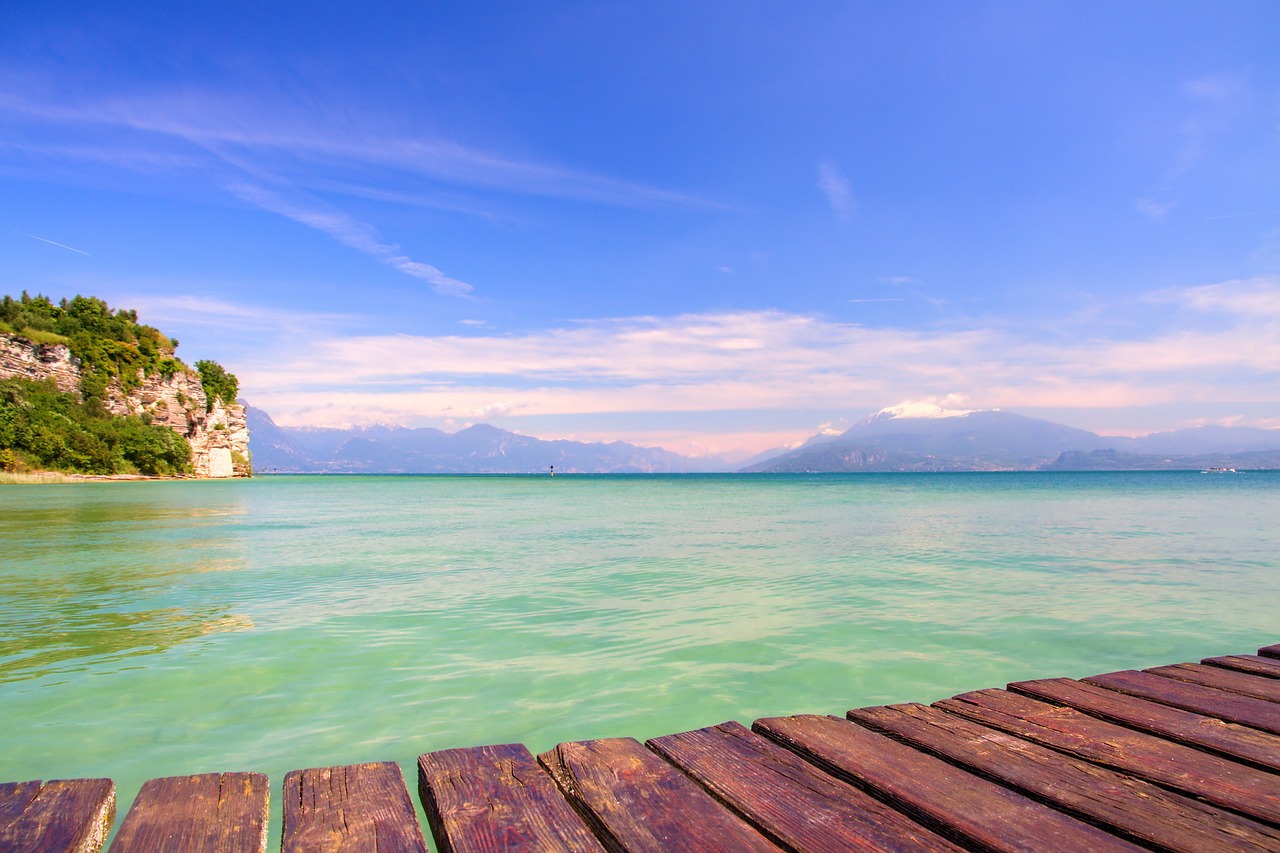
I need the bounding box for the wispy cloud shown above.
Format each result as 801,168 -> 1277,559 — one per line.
122,294 -> 354,340
1136,71 -> 1248,218
1151,277 -> 1280,319
817,161 -> 855,221
0,88 -> 723,210
0,85 -> 729,294
1135,197 -> 1175,220
225,183 -> 472,296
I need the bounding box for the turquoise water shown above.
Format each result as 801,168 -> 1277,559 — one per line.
2,471 -> 1278,844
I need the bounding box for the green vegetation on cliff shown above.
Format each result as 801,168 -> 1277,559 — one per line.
0,377 -> 192,475
195,359 -> 239,412
0,292 -> 190,404
0,292 -> 242,476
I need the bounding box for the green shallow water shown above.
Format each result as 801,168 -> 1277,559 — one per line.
2,471 -> 1278,845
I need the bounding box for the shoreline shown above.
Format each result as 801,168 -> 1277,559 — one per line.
0,470 -> 232,484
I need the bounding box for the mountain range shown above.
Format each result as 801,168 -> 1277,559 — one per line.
246,402 -> 1280,474
744,403 -> 1280,472
245,405 -> 725,473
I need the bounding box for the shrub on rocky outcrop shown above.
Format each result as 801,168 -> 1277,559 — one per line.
0,377 -> 192,475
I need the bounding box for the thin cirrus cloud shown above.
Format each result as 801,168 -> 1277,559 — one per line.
229,277 -> 1280,437
0,85 -> 723,295
226,182 -> 473,297
817,160 -> 855,221
1135,73 -> 1247,219
0,88 -> 723,210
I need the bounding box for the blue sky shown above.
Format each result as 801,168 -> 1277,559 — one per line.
2,2 -> 1278,459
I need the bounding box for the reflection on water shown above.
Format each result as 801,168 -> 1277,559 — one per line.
0,604 -> 253,684
0,484 -> 251,682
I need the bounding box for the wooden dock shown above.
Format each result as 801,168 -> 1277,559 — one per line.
4,643 -> 1279,852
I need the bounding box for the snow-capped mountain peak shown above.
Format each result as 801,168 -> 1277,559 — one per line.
871,400 -> 980,421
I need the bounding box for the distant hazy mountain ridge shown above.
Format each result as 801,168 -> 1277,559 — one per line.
247,406 -> 724,473
744,403 -> 1280,472
248,401 -> 1280,474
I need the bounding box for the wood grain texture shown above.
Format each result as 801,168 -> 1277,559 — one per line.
1084,669 -> 1280,734
1260,644 -> 1280,661
1205,654 -> 1280,679
752,714 -> 1140,853
936,688 -> 1280,826
1148,662 -> 1280,702
538,737 -> 779,853
282,762 -> 426,853
110,772 -> 266,853
0,782 -> 43,838
0,778 -> 114,853
648,720 -> 963,853
848,702 -> 1280,853
1010,676 -> 1280,772
417,743 -> 604,853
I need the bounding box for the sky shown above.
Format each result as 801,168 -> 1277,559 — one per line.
2,1 -> 1278,461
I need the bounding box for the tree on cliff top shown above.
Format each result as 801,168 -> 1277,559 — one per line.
195,360 -> 239,410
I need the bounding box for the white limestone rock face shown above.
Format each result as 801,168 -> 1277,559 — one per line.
0,336 -> 81,393
187,395 -> 251,478
0,333 -> 250,478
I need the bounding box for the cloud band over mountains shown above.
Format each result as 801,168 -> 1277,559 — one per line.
137,276 -> 1280,454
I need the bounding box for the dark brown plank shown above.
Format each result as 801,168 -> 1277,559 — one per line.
1010,676 -> 1280,773
1084,669 -> 1280,734
0,778 -> 114,853
110,772 -> 266,853
753,714 -> 1141,853
1149,663 -> 1280,702
283,762 -> 426,853
0,782 -> 43,834
1206,654 -> 1280,679
648,720 -> 963,853
1261,644 -> 1280,661
538,737 -> 779,853
417,743 -> 604,853
936,688 -> 1280,826
848,702 -> 1280,853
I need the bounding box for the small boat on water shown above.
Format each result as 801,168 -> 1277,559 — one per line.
1201,466 -> 1238,473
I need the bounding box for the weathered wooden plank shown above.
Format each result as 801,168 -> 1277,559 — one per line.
1261,644 -> 1280,661
1084,669 -> 1280,734
936,688 -> 1280,826
1010,676 -> 1280,773
0,782 -> 43,834
282,762 -> 426,853
1206,654 -> 1280,679
848,701 -> 1280,853
648,720 -> 963,853
538,737 -> 779,853
753,714 -> 1141,852
0,778 -> 114,853
417,743 -> 604,853
1149,662 -> 1280,702
110,772 -> 266,853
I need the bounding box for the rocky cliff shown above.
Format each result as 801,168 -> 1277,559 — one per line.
0,334 -> 249,477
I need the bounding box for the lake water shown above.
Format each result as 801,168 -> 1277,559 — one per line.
2,471 -> 1277,845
